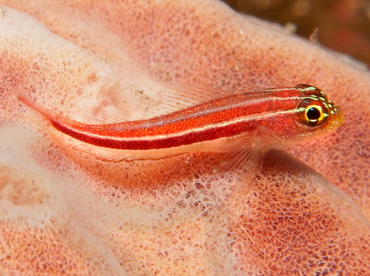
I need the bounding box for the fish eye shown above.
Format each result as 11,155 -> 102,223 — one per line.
306,106 -> 321,120
298,102 -> 329,126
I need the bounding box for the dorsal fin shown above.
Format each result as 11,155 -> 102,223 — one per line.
148,83 -> 260,116
87,105 -> 129,125
18,92 -> 129,126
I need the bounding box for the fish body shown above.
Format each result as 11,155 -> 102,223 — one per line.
18,84 -> 343,159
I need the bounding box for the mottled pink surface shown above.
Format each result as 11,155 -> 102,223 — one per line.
0,1 -> 369,275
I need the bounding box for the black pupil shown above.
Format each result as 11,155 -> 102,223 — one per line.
306,107 -> 321,120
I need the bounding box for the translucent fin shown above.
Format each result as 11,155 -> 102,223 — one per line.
227,145 -> 264,216
69,144 -> 185,164
17,92 -> 60,122
148,83 -> 237,116
18,92 -> 129,126
58,125 -> 263,222
83,106 -> 128,125
205,135 -> 264,222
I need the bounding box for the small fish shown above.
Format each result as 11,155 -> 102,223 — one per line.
18,84 -> 343,163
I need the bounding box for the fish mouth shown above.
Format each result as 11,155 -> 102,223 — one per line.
330,105 -> 344,128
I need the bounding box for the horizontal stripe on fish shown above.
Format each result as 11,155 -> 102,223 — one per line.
18,84 -> 343,152
50,109 -> 300,149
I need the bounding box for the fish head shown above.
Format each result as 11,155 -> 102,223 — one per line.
258,84 -> 344,150
295,83 -> 344,134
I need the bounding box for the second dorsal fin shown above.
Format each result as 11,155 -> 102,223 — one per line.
148,83 -> 245,116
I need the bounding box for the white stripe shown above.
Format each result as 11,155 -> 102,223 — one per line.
157,95 -> 302,125
69,108 -> 299,142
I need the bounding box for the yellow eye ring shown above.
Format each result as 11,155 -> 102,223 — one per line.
299,103 -> 328,126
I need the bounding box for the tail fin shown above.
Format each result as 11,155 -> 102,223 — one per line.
17,91 -> 59,122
